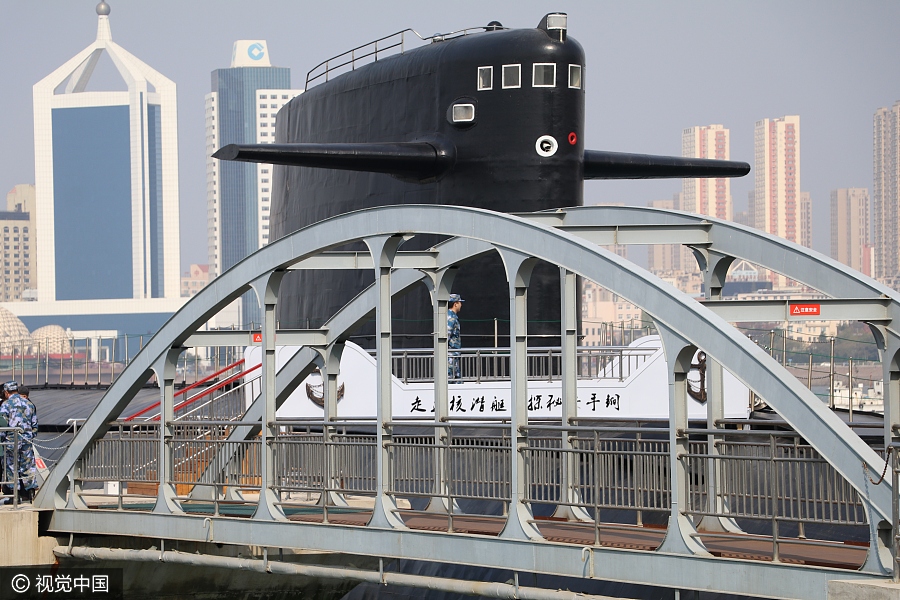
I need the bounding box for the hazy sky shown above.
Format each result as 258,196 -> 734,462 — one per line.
1,1 -> 898,269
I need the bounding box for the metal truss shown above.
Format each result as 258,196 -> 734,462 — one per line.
36,204 -> 900,598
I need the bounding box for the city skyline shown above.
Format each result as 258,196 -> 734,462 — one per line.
1,2 -> 898,268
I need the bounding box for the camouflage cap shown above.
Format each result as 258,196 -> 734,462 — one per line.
449,294 -> 465,303
3,381 -> 18,393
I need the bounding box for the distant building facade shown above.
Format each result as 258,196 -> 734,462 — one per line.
206,51 -> 301,277
874,101 -> 900,284
33,3 -> 180,303
682,124 -> 732,220
205,40 -> 301,326
0,185 -> 36,302
581,281 -> 644,346
798,191 -> 812,249
830,188 -> 871,276
181,264 -> 210,298
752,115 -> 801,243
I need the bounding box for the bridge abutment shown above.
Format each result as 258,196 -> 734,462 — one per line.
829,579 -> 900,599
0,508 -> 61,566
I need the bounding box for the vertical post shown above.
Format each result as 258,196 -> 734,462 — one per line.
781,330 -> 787,366
426,268 -> 456,515
250,271 -> 287,521
829,337 -> 836,409
655,323 -> 710,555
365,235 -> 406,529
320,342 -> 347,519
694,250 -> 741,534
152,348 -> 184,514
848,357 -> 854,422
552,269 -> 590,521
498,249 -> 542,540
807,353 -> 813,390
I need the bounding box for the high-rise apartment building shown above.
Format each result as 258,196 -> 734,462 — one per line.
830,188 -> 870,276
682,124 -> 732,220
0,185 -> 37,302
798,191 -> 812,249
752,116 -> 801,243
206,41 -> 302,280
33,2 -> 180,303
874,101 -> 900,283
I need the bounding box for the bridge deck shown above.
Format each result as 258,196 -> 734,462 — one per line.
79,500 -> 866,571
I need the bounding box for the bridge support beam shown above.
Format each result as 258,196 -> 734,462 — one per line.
319,342 -> 349,517
152,348 -> 184,515
656,324 -> 709,556
250,271 -> 288,522
552,268 -> 591,522
696,250 -> 742,534
366,235 -> 407,530
426,267 -> 460,516
498,249 -> 542,541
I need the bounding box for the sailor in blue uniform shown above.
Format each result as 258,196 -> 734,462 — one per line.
0,381 -> 38,502
447,294 -> 464,380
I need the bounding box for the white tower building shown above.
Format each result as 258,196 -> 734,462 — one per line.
33,2 -> 180,303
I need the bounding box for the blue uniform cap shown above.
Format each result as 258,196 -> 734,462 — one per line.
449,294 -> 465,303
3,381 -> 18,393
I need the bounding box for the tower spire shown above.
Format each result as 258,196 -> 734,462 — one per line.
96,2 -> 112,42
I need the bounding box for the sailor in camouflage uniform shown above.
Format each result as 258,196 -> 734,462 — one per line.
0,381 -> 38,501
447,294 -> 464,381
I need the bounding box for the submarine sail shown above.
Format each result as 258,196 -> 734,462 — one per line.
215,13 -> 750,346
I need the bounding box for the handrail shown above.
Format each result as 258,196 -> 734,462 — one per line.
305,25 -> 507,90
123,360 -> 255,422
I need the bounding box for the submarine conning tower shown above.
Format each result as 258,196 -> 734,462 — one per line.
273,12 -> 587,225
215,13 -> 750,342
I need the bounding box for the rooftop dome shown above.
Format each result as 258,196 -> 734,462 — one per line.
31,324 -> 72,354
0,307 -> 31,348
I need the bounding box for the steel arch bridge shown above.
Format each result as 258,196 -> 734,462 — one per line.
36,204 -> 900,599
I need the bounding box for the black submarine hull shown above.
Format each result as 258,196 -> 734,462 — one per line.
270,27 -> 586,344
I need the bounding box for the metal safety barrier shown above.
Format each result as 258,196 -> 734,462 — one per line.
382,345 -> 657,384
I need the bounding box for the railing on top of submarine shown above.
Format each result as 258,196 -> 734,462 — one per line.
371,344 -> 658,384
305,25 -> 509,89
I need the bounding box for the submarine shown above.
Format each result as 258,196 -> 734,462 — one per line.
215,13 -> 750,345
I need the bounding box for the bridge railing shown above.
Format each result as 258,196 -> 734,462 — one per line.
381,345 -> 657,384
0,427 -> 25,507
70,416 -> 873,558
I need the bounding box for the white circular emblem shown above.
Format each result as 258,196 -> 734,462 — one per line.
535,135 -> 558,157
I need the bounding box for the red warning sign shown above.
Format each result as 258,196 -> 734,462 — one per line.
35,458 -> 46,470
789,303 -> 820,316
251,332 -> 263,343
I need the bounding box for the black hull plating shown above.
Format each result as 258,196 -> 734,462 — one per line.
271,27 -> 586,345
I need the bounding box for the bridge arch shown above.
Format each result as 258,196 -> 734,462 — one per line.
35,204 -> 899,597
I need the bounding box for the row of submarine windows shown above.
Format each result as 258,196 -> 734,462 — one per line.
477,64 -> 582,91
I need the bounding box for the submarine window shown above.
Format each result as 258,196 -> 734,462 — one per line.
452,104 -> 475,123
533,63 -> 556,87
569,65 -> 582,89
477,66 -> 493,90
502,64 -> 521,88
